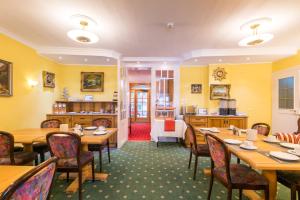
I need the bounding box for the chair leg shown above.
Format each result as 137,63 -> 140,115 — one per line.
237,157 -> 240,164
107,139 -> 111,163
78,170 -> 82,200
40,152 -> 45,163
297,189 -> 300,200
239,189 -> 242,200
193,156 -> 198,180
99,149 -> 103,172
227,188 -> 232,200
66,172 -> 69,182
157,137 -> 159,147
91,159 -> 95,181
188,150 -> 192,169
34,156 -> 39,165
207,173 -> 214,200
291,185 -> 297,200
264,186 -> 269,200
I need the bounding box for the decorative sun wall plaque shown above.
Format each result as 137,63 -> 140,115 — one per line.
212,67 -> 227,81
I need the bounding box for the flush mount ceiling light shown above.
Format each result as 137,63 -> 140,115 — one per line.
67,14 -> 99,44
239,17 -> 274,47
70,14 -> 97,29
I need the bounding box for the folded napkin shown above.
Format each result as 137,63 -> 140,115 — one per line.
164,118 -> 175,132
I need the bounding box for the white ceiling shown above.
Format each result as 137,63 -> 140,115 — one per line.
1,0 -> 300,65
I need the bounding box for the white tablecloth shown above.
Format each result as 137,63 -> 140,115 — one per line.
150,119 -> 187,142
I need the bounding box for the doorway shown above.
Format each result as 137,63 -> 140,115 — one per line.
129,82 -> 151,140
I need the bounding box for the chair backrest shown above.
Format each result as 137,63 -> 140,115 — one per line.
251,123 -> 270,136
46,132 -> 80,160
92,118 -> 112,128
41,119 -> 61,128
0,157 -> 57,200
205,133 -> 231,183
186,124 -> 197,151
0,131 -> 14,165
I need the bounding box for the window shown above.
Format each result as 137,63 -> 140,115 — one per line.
279,77 -> 294,109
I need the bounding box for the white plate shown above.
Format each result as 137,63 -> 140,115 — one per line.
280,143 -> 300,149
287,150 -> 300,157
224,139 -> 242,145
240,144 -> 258,150
84,126 -> 98,130
269,151 -> 300,161
263,138 -> 280,143
93,130 -> 107,135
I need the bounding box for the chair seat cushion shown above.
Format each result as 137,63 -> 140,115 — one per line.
214,164 -> 268,186
33,142 -> 49,152
57,151 -> 93,167
14,152 -> 37,165
0,152 -> 36,165
277,170 -> 300,185
193,144 -> 210,156
88,144 -> 104,151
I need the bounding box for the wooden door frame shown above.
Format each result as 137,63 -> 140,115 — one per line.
129,83 -> 151,123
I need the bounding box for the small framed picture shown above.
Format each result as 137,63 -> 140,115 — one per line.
191,84 -> 202,94
43,71 -> 55,88
0,59 -> 13,97
81,72 -> 104,92
210,84 -> 230,100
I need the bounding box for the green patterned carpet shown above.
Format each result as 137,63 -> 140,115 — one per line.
50,142 -> 289,199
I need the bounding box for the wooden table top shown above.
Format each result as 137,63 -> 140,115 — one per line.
0,165 -> 34,194
196,127 -> 300,171
11,128 -> 118,145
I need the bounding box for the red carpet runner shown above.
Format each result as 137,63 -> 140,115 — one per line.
128,123 -> 151,141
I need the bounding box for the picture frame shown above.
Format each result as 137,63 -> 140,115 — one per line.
42,71 -> 55,88
210,84 -> 230,100
0,59 -> 13,97
81,72 -> 104,92
191,84 -> 202,94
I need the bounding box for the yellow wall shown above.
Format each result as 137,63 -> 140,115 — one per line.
0,34 -> 61,131
59,65 -> 117,101
0,34 -> 118,131
180,63 -> 272,127
208,63 -> 272,127
180,66 -> 208,107
273,50 -> 300,71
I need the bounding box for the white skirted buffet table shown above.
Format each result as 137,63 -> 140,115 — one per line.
150,119 -> 187,146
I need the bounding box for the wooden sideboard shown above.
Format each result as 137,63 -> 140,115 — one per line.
46,114 -> 117,147
183,115 -> 248,147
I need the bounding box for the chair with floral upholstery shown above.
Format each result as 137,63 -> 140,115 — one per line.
88,118 -> 112,172
251,123 -> 270,136
46,132 -> 95,200
186,123 -> 210,180
32,119 -> 61,164
0,157 -> 57,200
0,131 -> 37,165
205,133 -> 269,200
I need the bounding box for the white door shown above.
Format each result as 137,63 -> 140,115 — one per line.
272,66 -> 300,133
117,62 -> 129,148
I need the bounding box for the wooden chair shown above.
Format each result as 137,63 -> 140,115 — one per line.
0,157 -> 57,200
186,123 -> 210,180
47,132 -> 95,200
277,170 -> 300,200
205,133 -> 269,200
0,131 -> 37,165
251,123 -> 270,136
88,118 -> 112,172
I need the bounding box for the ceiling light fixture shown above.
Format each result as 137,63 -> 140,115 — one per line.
194,58 -> 198,62
106,58 -> 110,62
84,58 -> 88,62
218,59 -> 222,62
67,15 -> 99,44
239,17 -> 273,47
58,56 -> 63,60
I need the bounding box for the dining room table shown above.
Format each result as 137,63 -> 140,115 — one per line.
195,127 -> 300,200
0,165 -> 34,195
10,127 -> 118,194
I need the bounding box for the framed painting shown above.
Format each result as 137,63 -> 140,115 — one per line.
191,84 -> 202,94
210,84 -> 230,100
43,71 -> 55,88
81,72 -> 104,92
0,59 -> 13,97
